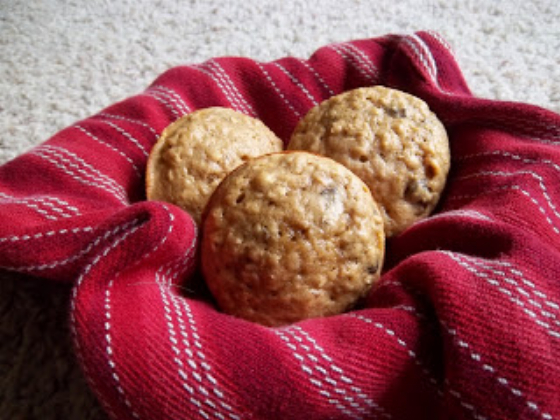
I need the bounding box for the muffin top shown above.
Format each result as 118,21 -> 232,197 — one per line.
146,107 -> 283,225
288,86 -> 450,237
201,151 -> 385,327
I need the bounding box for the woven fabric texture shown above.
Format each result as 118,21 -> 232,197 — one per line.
1,32 -> 559,420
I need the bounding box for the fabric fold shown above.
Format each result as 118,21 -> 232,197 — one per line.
1,31 -> 559,419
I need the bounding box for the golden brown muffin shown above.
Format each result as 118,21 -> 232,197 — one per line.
288,86 -> 450,237
201,151 -> 385,327
146,107 -> 283,225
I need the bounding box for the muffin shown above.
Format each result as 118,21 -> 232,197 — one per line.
288,86 -> 450,237
201,151 -> 385,327
146,107 -> 283,225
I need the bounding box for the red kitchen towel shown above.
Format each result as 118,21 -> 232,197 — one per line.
1,31 -> 560,420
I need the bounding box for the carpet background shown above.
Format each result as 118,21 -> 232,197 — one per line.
0,0 -> 558,418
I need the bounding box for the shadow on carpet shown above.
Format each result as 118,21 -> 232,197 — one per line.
0,270 -> 107,419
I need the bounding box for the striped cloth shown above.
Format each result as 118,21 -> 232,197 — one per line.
1,31 -> 560,419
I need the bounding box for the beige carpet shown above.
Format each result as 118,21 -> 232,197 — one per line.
1,0 -> 559,418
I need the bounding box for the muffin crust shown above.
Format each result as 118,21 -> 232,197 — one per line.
201,151 -> 385,326
146,107 -> 283,224
288,86 -> 450,237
